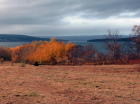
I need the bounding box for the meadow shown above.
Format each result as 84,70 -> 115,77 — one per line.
0,62 -> 139,104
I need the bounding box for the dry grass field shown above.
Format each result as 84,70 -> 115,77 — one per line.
0,63 -> 140,104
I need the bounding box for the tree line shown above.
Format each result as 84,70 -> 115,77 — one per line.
0,25 -> 140,65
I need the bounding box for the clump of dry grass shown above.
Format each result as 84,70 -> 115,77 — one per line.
20,62 -> 26,67
137,66 -> 140,72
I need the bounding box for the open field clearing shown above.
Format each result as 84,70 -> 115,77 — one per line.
0,63 -> 140,104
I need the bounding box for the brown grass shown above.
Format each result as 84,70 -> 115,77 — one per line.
0,62 -> 140,104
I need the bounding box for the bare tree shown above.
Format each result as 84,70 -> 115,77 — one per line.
67,44 -> 96,65
67,45 -> 84,65
105,30 -> 122,64
82,45 -> 96,63
132,25 -> 140,58
132,25 -> 140,36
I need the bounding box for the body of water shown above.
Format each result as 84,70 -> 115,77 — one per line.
0,41 -> 103,47
70,41 -> 130,53
0,41 -> 93,47
0,41 -> 131,53
0,42 -> 29,47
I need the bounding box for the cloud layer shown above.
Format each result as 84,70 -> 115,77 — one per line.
0,0 -> 140,36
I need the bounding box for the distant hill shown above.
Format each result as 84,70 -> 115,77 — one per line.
0,34 -> 50,42
41,35 -> 130,41
87,37 -> 133,42
87,35 -> 134,42
41,35 -> 104,41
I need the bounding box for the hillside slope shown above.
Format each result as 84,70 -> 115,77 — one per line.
0,34 -> 50,42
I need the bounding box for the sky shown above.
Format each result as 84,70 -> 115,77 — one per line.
0,0 -> 140,36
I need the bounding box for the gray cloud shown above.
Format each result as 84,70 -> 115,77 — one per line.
0,0 -> 140,36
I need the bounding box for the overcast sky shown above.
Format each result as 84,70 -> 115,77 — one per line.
0,0 -> 140,36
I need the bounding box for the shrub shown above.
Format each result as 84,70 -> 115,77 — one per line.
11,44 -> 37,63
11,40 -> 75,65
0,47 -> 11,61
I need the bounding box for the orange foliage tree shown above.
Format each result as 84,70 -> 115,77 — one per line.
11,39 -> 75,65
10,43 -> 37,63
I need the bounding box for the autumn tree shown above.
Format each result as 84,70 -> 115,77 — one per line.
11,44 -> 37,63
10,39 -> 76,65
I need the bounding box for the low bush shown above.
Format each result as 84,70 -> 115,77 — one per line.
0,47 -> 11,61
11,39 -> 75,65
